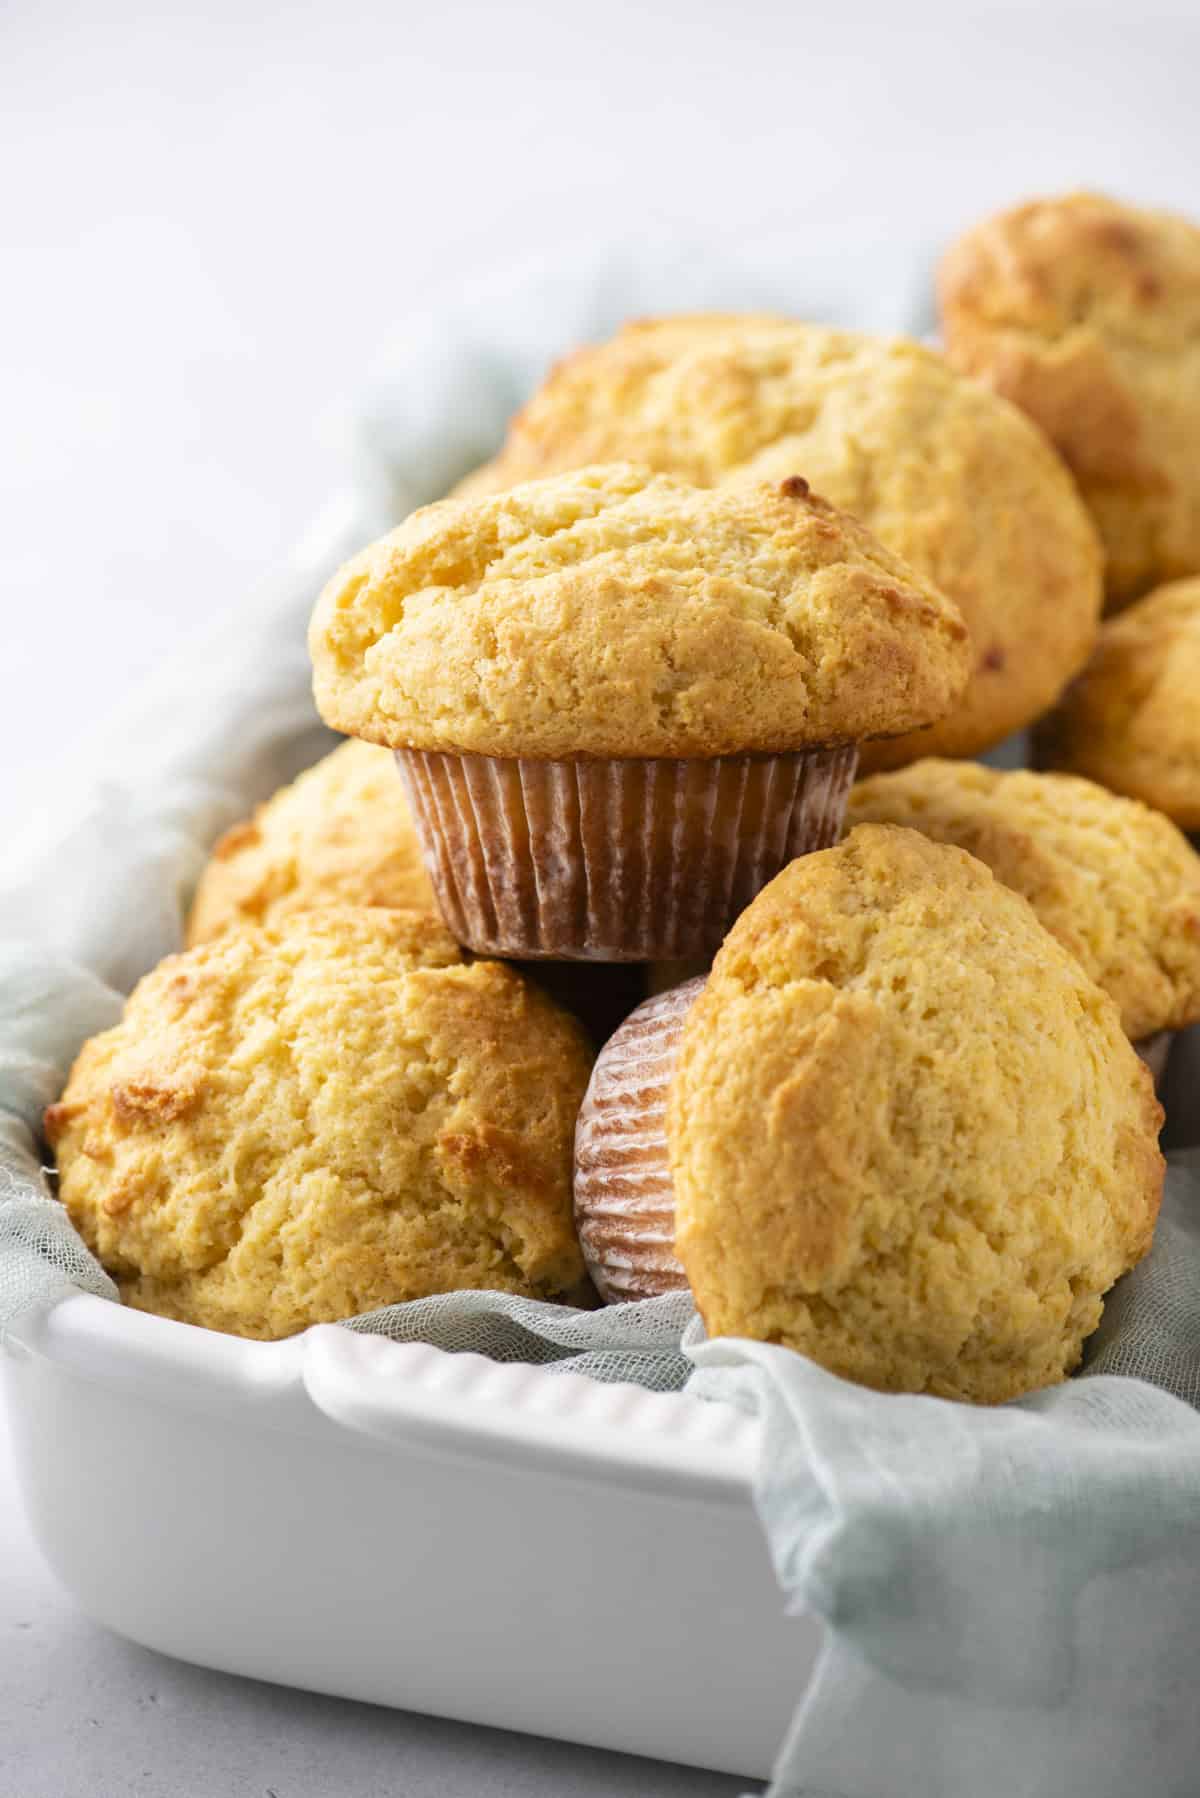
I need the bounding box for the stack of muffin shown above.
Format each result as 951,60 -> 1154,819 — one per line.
48,190 -> 1200,1406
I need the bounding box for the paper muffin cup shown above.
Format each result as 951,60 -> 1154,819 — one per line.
573,976 -> 706,1304
395,746 -> 857,961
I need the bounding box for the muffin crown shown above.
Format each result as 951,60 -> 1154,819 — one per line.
310,462 -> 969,759
46,907 -> 592,1338
847,758 -> 1200,1040
667,825 -> 1163,1403
455,315 -> 1103,765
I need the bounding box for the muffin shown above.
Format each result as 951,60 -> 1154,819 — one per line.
458,315 -> 1103,769
575,827 -> 1163,1402
846,760 -> 1200,1060
1034,577 -> 1200,831
939,191 -> 1200,609
309,462 -> 969,961
187,738 -> 435,945
45,908 -> 592,1338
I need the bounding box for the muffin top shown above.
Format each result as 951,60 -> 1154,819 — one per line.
846,759 -> 1200,1041
310,462 -> 969,759
45,908 -> 591,1339
1034,577 -> 1200,831
187,739 -> 435,946
939,191 -> 1200,607
668,825 -> 1162,1404
457,314 -> 1102,767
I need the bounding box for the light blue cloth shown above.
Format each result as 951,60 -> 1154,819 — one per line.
3,245 -> 1200,1798
690,1167 -> 1200,1797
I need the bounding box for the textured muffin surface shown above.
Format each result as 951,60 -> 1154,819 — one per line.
457,315 -> 1102,765
669,826 -> 1163,1403
46,908 -> 591,1338
310,462 -> 968,759
187,739 -> 435,944
847,759 -> 1200,1040
939,191 -> 1200,607
1035,577 -> 1200,830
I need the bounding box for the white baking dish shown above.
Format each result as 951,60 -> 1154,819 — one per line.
1,1292 -> 818,1779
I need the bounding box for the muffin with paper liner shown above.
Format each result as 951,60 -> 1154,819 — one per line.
309,463 -> 969,962
574,826 -> 1163,1403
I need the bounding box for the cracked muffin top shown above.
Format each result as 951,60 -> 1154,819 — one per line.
668,825 -> 1163,1404
846,758 -> 1200,1041
45,907 -> 592,1339
454,315 -> 1102,767
309,461 -> 969,760
186,739 -> 435,945
1034,576 -> 1200,831
939,191 -> 1200,608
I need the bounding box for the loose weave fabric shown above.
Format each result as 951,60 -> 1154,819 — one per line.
3,245 -> 1200,1798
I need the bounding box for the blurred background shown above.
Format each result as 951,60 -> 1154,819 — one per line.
6,0 -> 1200,820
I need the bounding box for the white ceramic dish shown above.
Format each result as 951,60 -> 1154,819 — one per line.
2,1293 -> 818,1779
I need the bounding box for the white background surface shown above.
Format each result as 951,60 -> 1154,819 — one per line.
7,0 -> 1200,822
4,3 -> 1200,1793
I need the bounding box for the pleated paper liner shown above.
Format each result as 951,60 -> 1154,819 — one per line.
395,745 -> 858,961
573,976 -> 706,1304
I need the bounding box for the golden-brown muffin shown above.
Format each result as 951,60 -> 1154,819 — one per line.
456,316 -> 1103,767
846,759 -> 1200,1041
310,461 -> 968,759
939,191 -> 1200,608
187,739 -> 435,945
310,462 -> 969,962
668,826 -> 1163,1403
45,908 -> 592,1339
1034,577 -> 1200,830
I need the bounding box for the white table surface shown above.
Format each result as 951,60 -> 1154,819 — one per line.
4,2 -> 1199,1792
